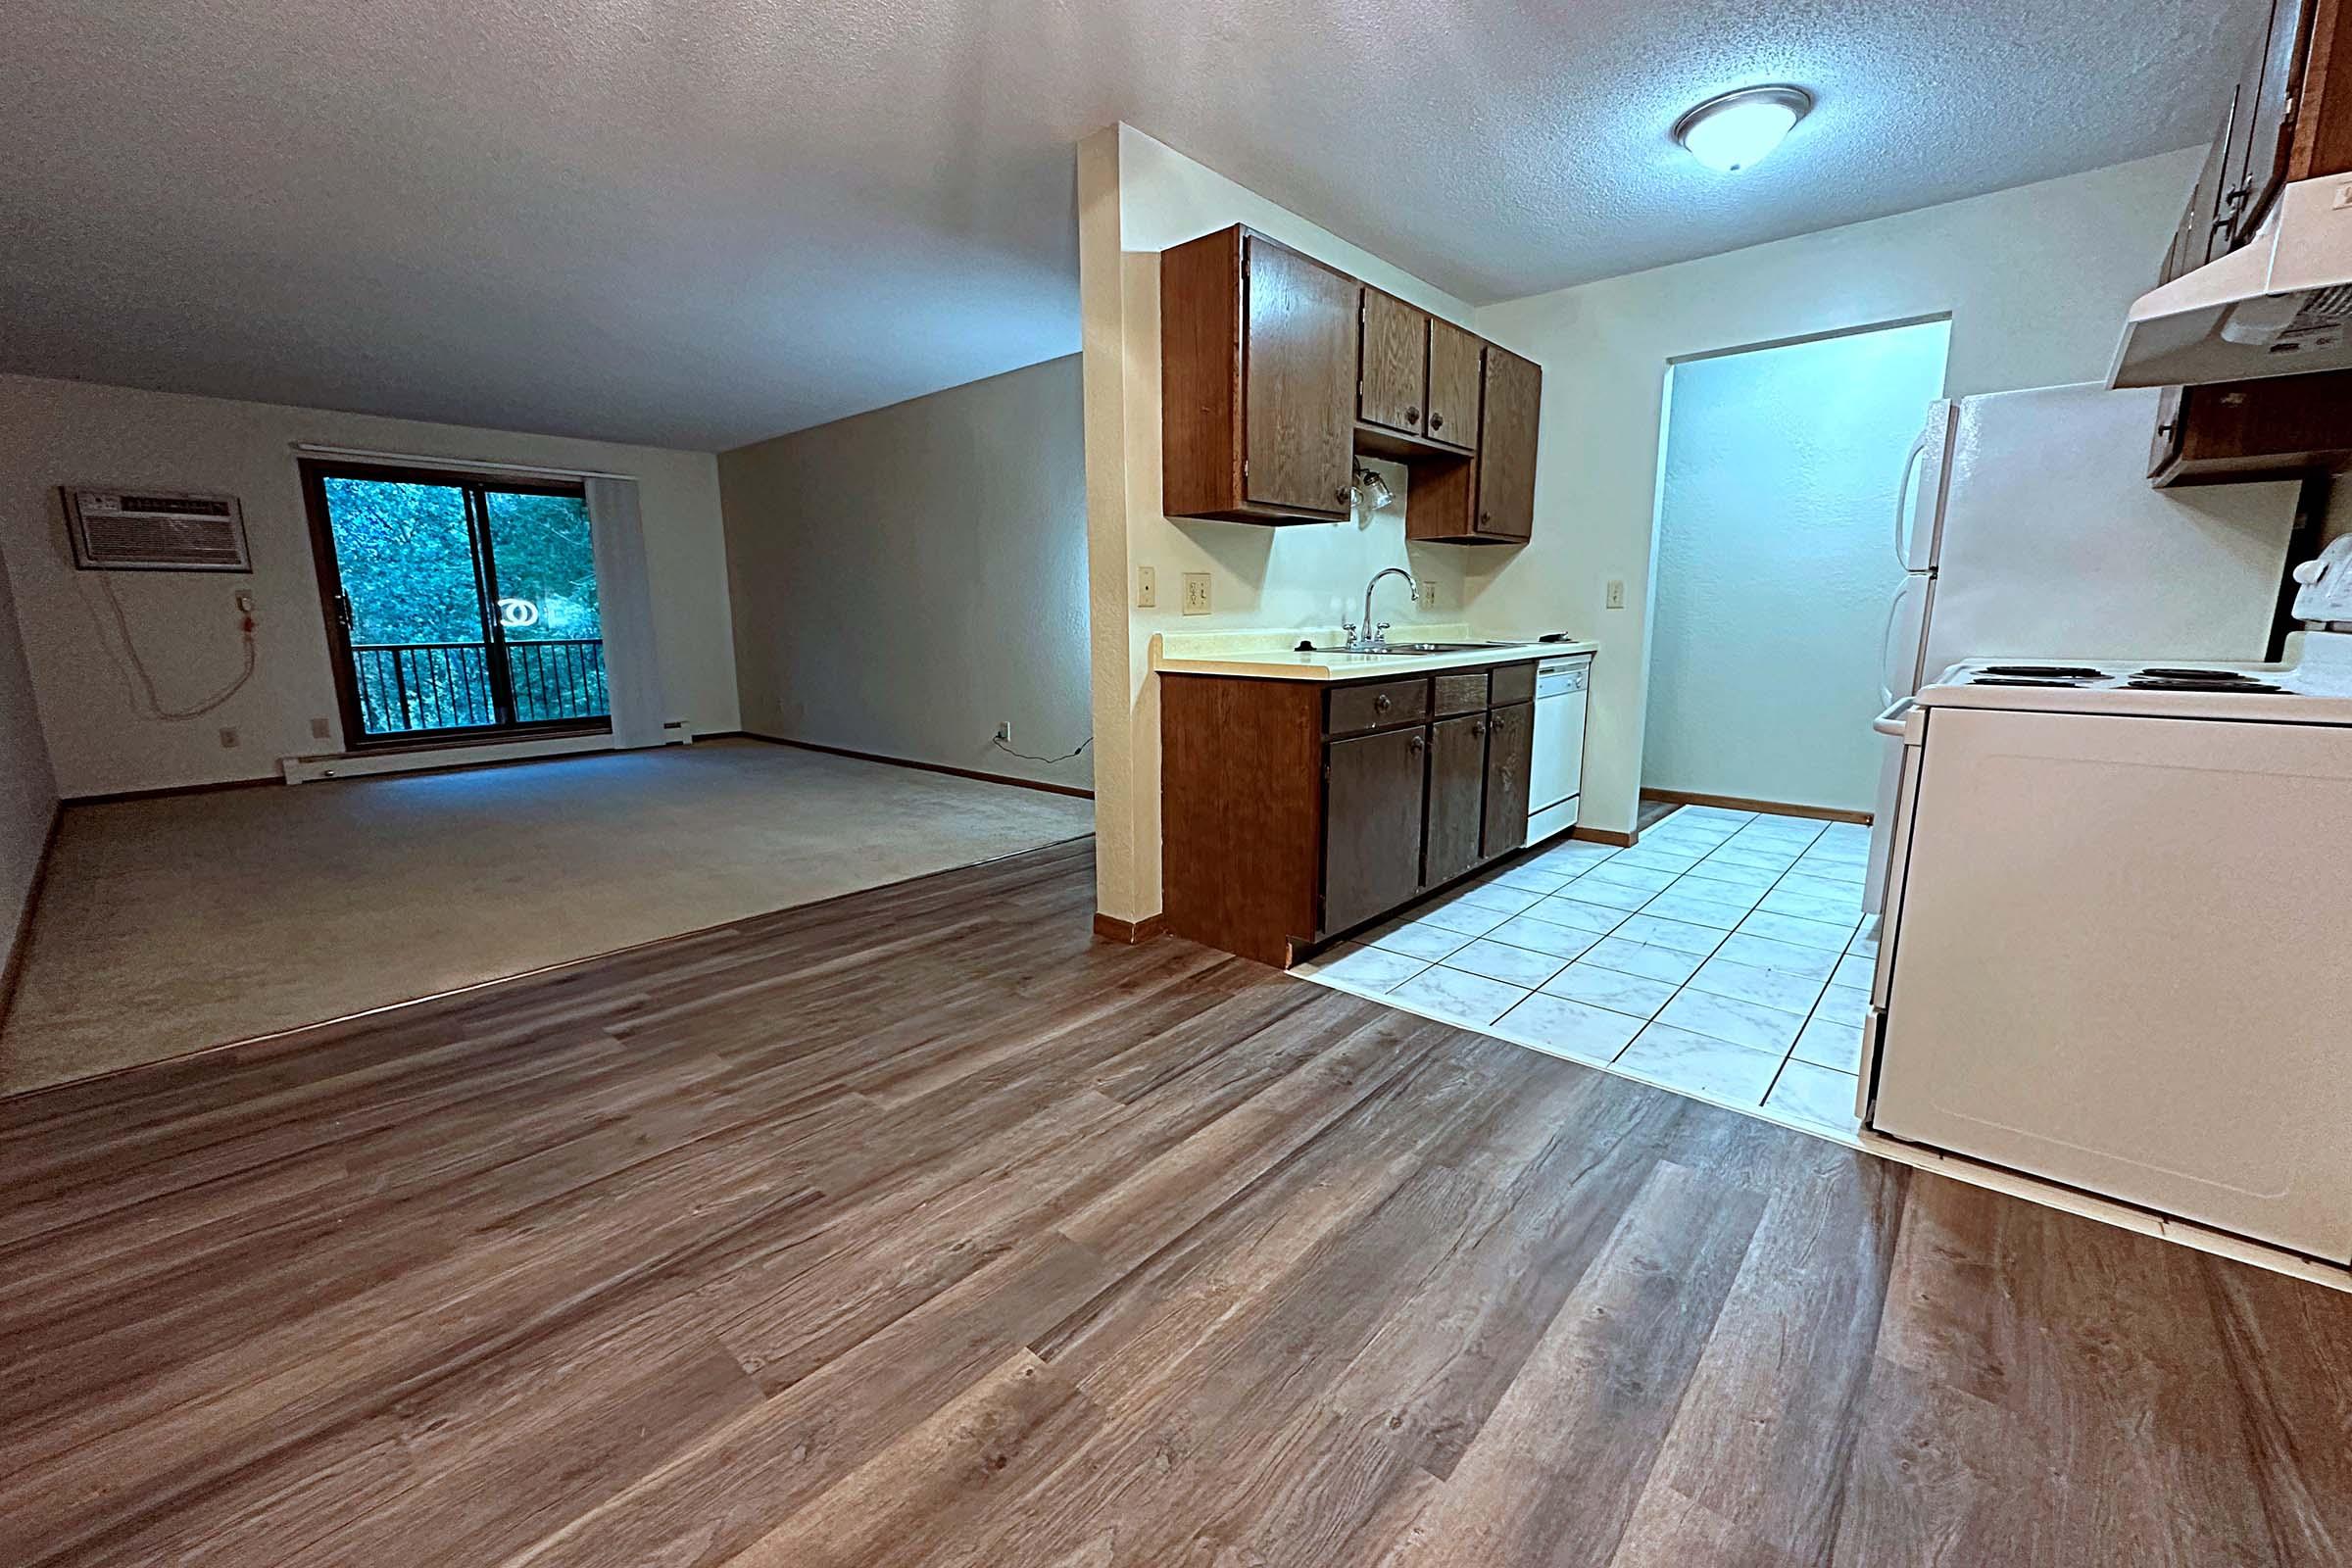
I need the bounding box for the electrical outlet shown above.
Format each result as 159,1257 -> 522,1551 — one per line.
1136,564 -> 1156,608
1182,571 -> 1211,615
995,721 -> 1012,745
1605,579 -> 1627,610
1417,579 -> 1441,610
218,726 -> 239,749
311,716 -> 331,740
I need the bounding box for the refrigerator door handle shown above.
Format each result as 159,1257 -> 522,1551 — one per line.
1891,430 -> 1930,570
1878,578 -> 1914,706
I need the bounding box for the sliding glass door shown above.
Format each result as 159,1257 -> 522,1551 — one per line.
300,461 -> 610,745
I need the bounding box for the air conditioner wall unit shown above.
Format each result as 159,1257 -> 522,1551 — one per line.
63,487 -> 253,572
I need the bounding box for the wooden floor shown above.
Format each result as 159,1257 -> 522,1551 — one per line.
4,840 -> 2347,1566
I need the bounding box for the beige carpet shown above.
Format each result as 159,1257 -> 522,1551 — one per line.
1,740 -> 1092,1095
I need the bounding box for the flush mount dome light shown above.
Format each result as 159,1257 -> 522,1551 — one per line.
1673,85 -> 1813,172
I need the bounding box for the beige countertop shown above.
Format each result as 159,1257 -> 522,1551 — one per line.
1152,626 -> 1598,682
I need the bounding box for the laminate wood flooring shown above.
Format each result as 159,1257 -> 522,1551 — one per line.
4,839 -> 2347,1566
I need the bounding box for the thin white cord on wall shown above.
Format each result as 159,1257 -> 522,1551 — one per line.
90,575 -> 258,720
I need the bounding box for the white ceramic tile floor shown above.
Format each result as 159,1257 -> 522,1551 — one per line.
1294,805 -> 1881,1145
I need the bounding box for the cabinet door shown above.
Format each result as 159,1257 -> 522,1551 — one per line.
1474,349 -> 1543,540
1358,289 -> 1430,435
2235,0 -> 2314,240
1426,322 -> 1483,450
1322,726 -> 1428,935
1244,237 -> 1357,516
2178,92 -> 2240,276
2147,384 -> 2187,478
1423,713 -> 1488,888
1480,703 -> 1534,860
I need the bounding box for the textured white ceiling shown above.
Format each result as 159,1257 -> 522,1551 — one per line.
2,0 -> 2252,450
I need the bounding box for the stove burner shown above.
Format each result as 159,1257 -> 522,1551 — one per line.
2126,676 -> 2289,693
2134,667 -> 2264,682
1979,664 -> 2108,679
1972,676 -> 2090,687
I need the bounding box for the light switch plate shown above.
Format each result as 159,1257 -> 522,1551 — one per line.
1182,571 -> 1211,615
1137,564 -> 1156,608
1605,579 -> 1627,610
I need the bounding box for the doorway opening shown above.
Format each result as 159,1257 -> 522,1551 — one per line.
1642,318 -> 1950,818
299,461 -> 611,747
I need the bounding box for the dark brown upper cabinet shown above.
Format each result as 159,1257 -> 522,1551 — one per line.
1408,346 -> 1543,544
1425,319 -> 1483,450
1358,288 -> 1430,436
1475,348 -> 1542,539
1161,227 -> 1358,523
1160,224 -> 1539,538
2150,0 -> 2352,486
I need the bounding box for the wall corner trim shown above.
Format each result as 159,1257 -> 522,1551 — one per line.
1092,910 -> 1167,945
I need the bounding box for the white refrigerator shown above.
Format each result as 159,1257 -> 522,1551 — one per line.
1864,382 -> 2302,909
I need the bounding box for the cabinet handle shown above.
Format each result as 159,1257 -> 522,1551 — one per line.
1409,735 -> 1425,755
1480,512 -> 1493,527
1473,720 -> 1486,737
1374,693 -> 1392,712
1405,405 -> 1420,425
1429,412 -> 1444,431
1336,486 -> 1352,507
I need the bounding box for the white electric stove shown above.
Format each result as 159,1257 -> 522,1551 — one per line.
1860,538 -> 2352,1265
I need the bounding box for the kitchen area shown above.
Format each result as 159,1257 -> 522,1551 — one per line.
1107,0 -> 2352,1295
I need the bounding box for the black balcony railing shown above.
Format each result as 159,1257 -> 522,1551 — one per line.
352,639 -> 609,734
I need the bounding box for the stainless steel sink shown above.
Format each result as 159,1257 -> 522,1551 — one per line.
1301,641 -> 1525,657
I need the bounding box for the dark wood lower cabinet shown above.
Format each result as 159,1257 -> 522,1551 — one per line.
1423,713 -> 1489,888
1160,661 -> 1544,967
1481,702 -> 1534,860
1322,726 -> 1428,936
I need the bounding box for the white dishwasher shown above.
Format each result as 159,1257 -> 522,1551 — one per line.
1524,654 -> 1591,848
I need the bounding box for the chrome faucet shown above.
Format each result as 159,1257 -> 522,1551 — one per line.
1342,567 -> 1415,652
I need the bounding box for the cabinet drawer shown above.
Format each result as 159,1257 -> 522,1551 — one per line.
1489,662 -> 1537,707
1326,678 -> 1430,735
1433,671 -> 1490,715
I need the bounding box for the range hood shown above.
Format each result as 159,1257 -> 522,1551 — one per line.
2110,173 -> 2352,388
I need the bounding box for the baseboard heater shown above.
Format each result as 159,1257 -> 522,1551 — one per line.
280,721 -> 692,785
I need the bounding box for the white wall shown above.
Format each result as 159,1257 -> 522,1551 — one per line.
1080,123 -> 1491,924
1645,319 -> 1951,813
1468,148 -> 2206,834
0,549 -> 59,973
719,356 -> 1094,791
0,375 -> 739,798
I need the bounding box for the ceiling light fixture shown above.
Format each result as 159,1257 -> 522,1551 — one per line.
1673,85 -> 1813,172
